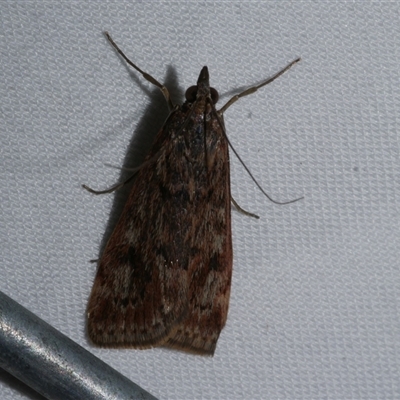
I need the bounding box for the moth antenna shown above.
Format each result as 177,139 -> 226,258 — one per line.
104,32 -> 174,110
219,58 -> 300,114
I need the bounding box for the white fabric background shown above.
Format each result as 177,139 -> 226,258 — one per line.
1,2 -> 400,399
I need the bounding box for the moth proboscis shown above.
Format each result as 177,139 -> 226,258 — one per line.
85,32 -> 301,356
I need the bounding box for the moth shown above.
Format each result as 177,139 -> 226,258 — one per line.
85,32 -> 300,356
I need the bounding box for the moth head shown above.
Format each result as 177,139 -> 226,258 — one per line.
185,86 -> 219,104
185,66 -> 219,104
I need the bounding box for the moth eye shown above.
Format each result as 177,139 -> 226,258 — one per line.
185,86 -> 198,102
210,87 -> 219,104
185,86 -> 219,105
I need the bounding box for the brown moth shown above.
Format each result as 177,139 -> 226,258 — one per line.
85,32 -> 300,356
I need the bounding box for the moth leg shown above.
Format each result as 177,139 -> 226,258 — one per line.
104,32 -> 174,110
231,196 -> 260,219
219,58 -> 300,115
82,173 -> 137,195
83,147 -> 166,194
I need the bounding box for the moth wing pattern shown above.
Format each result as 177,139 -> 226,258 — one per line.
164,92 -> 232,356
87,109 -> 193,348
87,69 -> 232,355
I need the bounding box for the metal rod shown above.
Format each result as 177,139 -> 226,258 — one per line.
0,291 -> 157,400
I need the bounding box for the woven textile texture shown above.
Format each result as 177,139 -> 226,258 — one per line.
1,3 -> 400,399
